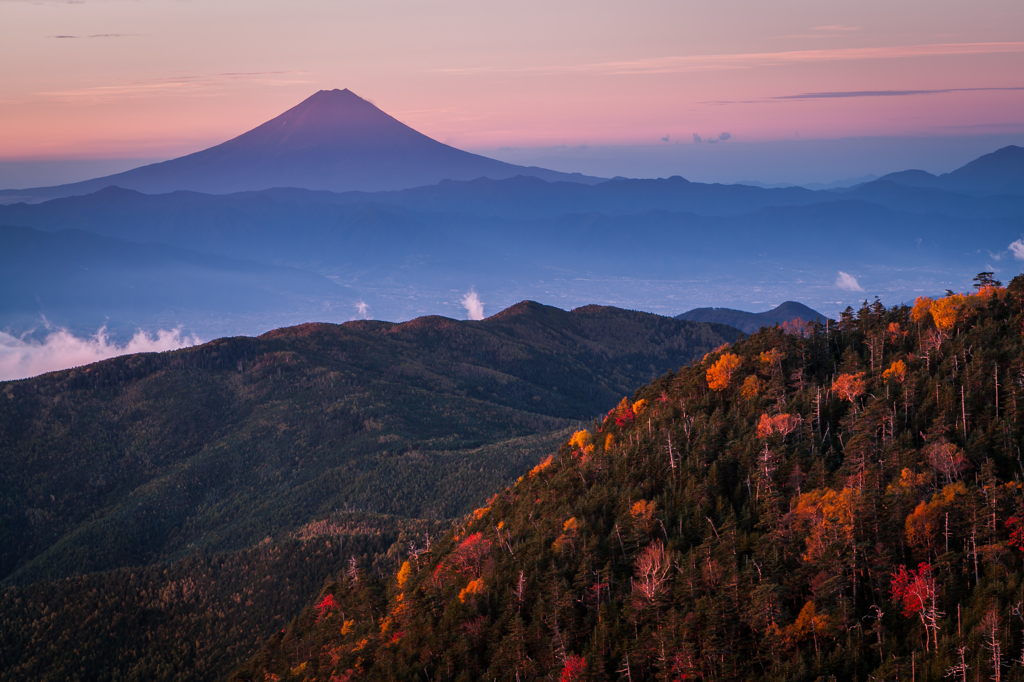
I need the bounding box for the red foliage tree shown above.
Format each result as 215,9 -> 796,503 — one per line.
891,563 -> 941,650
315,593 -> 339,621
1008,516 -> 1024,551
453,532 -> 491,577
561,654 -> 586,682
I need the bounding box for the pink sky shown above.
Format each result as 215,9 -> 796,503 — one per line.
1,0 -> 1022,163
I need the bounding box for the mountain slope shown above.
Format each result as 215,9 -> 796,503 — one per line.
0,90 -> 601,198
0,302 -> 738,587
676,300 -> 825,333
234,280 -> 1024,682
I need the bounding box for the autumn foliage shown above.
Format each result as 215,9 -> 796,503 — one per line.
315,594 -> 339,621
891,563 -> 936,618
832,372 -> 866,402
706,352 -> 741,390
236,275 -> 1024,682
756,413 -> 802,439
561,654 -> 587,682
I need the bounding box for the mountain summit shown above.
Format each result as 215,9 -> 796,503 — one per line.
2,89 -> 600,198
873,144 -> 1024,196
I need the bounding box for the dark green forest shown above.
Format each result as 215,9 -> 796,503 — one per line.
0,514 -> 445,682
234,277 -> 1024,682
0,302 -> 735,681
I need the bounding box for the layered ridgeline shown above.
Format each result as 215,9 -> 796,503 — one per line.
677,301 -> 825,334
236,278 -> 1024,682
0,303 -> 736,680
1,302 -> 737,584
1,146 -> 1022,336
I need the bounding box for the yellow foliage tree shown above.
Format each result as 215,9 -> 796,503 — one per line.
528,454 -> 554,477
741,375 -> 761,399
458,578 -> 485,603
707,353 -> 742,391
792,487 -> 859,562
882,360 -> 907,384
396,560 -> 412,589
911,296 -> 933,324
930,293 -> 969,332
568,430 -> 595,457
905,481 -> 968,554
630,499 -> 656,533
786,601 -> 831,646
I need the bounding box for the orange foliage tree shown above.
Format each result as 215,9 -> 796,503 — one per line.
756,413 -> 803,439
832,372 -> 867,403
792,487 -> 859,561
707,353 -> 742,391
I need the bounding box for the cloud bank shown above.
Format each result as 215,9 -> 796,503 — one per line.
462,290 -> 485,320
0,327 -> 201,382
835,271 -> 864,291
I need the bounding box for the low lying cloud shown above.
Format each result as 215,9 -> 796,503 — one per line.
835,271 -> 864,292
462,289 -> 485,321
0,327 -> 201,382
693,132 -> 733,143
1010,239 -> 1024,261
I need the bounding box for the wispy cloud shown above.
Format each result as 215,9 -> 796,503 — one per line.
36,71 -> 309,103
774,86 -> 1024,100
49,33 -> 138,39
835,271 -> 864,292
355,301 -> 370,319
462,289 -> 485,321
0,327 -> 201,382
434,42 -> 1024,77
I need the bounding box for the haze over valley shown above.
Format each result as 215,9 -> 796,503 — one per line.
2,89 -> 1022,380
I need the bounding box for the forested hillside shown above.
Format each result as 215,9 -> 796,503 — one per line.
235,275 -> 1024,682
0,514 -> 445,682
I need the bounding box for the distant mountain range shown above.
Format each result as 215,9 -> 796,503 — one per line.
0,88 -> 1021,347
676,301 -> 824,333
2,162 -> 1019,337
0,89 -> 601,199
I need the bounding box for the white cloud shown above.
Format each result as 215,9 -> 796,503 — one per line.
462,289 -> 485,320
355,301 -> 370,319
835,271 -> 864,291
1009,239 -> 1024,261
0,327 -> 201,382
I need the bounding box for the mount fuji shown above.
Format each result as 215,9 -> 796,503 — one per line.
1,89 -> 600,199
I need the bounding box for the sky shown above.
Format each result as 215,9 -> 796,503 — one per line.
2,0 -> 1023,185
